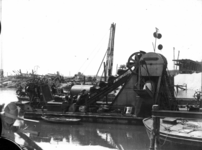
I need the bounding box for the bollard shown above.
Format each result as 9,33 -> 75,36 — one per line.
149,105 -> 160,150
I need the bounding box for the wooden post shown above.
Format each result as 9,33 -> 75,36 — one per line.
104,62 -> 106,82
154,75 -> 162,104
149,105 -> 160,150
83,76 -> 85,85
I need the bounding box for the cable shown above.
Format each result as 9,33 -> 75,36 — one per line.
82,44 -> 107,75
77,30 -> 109,74
82,38 -> 108,74
158,124 -> 176,147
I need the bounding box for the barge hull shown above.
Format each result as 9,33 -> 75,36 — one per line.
24,111 -> 143,125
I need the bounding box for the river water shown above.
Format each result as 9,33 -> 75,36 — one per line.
0,88 -> 200,150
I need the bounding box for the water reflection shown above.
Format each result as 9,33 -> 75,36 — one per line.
24,120 -> 150,150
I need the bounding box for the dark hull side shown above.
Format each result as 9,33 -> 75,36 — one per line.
24,111 -> 143,125
41,116 -> 81,124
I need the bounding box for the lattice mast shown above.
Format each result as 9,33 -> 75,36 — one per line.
105,23 -> 116,78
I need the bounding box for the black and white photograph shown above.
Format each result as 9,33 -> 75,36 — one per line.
0,0 -> 202,150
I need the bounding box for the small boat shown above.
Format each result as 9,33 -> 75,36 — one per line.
41,115 -> 81,124
143,117 -> 202,148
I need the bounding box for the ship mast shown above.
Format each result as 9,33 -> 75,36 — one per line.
95,23 -> 116,82
0,21 -> 2,82
105,23 -> 116,78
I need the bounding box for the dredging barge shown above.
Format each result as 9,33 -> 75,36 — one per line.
16,25 -> 182,125
17,50 -> 179,125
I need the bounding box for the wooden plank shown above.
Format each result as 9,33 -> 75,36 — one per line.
162,117 -> 177,124
152,110 -> 202,119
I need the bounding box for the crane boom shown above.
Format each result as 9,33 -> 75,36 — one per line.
106,23 -> 116,77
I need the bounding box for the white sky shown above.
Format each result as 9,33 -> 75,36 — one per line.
1,0 -> 202,76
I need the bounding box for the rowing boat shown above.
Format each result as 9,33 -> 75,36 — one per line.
41,115 -> 81,124
143,117 -> 202,148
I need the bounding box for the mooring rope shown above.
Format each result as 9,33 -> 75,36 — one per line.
158,123 -> 176,147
